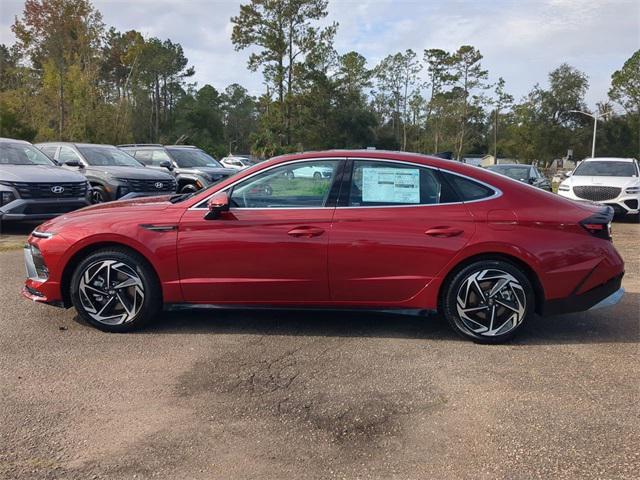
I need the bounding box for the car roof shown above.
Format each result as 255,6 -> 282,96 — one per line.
36,142 -> 117,148
0,137 -> 31,145
581,157 -> 636,162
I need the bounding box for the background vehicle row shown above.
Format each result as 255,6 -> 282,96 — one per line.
35,142 -> 177,203
118,144 -> 236,193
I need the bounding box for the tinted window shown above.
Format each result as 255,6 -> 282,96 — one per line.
347,160 -> 457,206
573,161 -> 637,177
77,146 -> 143,167
133,149 -> 170,167
39,146 -> 58,159
442,172 -> 496,201
0,143 -> 55,165
167,148 -> 222,168
58,146 -> 83,164
231,160 -> 339,208
487,165 -> 531,181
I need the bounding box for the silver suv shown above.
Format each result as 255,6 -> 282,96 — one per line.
0,138 -> 90,231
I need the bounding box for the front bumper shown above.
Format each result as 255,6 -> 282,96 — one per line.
558,190 -> 640,216
542,273 -> 624,316
0,198 -> 90,221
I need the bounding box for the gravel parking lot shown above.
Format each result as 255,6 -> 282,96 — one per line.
1,221 -> 638,480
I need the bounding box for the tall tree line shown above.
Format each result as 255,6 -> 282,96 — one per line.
1,0 -> 638,163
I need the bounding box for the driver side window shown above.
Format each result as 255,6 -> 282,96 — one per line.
230,160 -> 339,208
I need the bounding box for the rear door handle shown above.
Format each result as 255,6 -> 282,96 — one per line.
425,227 -> 464,238
287,226 -> 325,238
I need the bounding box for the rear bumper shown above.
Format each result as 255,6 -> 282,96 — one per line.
541,272 -> 624,316
0,198 -> 90,221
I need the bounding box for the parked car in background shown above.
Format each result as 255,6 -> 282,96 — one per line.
220,155 -> 254,170
119,144 -> 236,193
24,150 -> 624,344
0,138 -> 90,231
36,142 -> 176,203
486,164 -> 552,191
557,157 -> 640,220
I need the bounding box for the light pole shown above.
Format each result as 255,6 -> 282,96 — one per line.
568,109 -> 613,158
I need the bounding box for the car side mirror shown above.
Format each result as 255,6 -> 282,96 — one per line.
64,159 -> 82,167
204,191 -> 230,220
159,160 -> 173,171
528,177 -> 535,184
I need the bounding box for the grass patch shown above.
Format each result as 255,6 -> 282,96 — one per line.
0,241 -> 25,252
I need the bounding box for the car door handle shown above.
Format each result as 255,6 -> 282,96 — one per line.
287,226 -> 325,238
425,227 -> 464,238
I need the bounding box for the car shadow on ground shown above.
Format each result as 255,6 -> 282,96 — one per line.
105,291 -> 639,346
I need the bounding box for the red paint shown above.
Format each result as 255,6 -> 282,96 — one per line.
23,151 -> 625,314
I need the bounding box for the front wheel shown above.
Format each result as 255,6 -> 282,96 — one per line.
70,248 -> 162,332
91,186 -> 108,204
441,260 -> 534,344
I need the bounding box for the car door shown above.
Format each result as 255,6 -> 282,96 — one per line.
328,159 -> 476,304
177,158 -> 344,304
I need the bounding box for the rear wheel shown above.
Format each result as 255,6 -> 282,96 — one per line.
442,260 -> 534,344
70,248 -> 161,332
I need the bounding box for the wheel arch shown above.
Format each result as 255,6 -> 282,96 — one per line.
60,241 -> 162,308
437,252 -> 546,315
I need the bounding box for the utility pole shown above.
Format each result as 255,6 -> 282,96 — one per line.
568,109 -> 613,158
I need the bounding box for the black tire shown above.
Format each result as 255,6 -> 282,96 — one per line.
70,248 -> 162,332
180,183 -> 198,193
313,171 -> 322,180
441,259 -> 534,344
90,185 -> 109,204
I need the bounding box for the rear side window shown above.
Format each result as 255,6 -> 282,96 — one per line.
441,171 -> 496,201
347,160 -> 458,206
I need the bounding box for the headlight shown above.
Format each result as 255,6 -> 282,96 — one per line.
25,244 -> 49,280
625,186 -> 640,194
558,184 -> 570,192
1,191 -> 16,206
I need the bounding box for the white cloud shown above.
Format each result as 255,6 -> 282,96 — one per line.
1,0 -> 638,106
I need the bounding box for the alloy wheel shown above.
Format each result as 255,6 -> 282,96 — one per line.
91,190 -> 105,204
78,260 -> 145,325
455,268 -> 526,337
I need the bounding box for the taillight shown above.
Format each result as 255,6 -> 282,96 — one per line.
579,208 -> 613,240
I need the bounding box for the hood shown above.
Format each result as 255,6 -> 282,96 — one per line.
0,164 -> 87,183
38,195 -> 173,231
177,166 -> 237,177
563,175 -> 639,189
85,165 -> 174,180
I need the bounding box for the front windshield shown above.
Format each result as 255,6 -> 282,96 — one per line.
573,161 -> 637,177
77,146 -> 143,167
168,148 -> 223,168
488,165 -> 531,180
0,143 -> 56,166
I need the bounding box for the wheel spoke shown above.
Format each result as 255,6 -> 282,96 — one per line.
78,259 -> 145,326
456,268 -> 526,338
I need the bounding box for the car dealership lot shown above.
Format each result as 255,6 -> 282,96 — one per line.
0,222 -> 638,479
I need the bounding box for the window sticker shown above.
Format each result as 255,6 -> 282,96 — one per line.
361,167 -> 420,203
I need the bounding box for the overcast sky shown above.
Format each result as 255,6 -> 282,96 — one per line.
1,0 -> 638,108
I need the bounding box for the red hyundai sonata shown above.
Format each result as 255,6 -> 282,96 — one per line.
22,150 -> 625,343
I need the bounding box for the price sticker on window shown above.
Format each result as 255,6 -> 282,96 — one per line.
361,167 -> 420,203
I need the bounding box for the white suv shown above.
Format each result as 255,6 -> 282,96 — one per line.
558,157 -> 640,220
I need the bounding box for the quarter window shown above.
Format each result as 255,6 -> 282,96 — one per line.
347,160 -> 457,206
441,172 -> 496,201
230,160 -> 339,208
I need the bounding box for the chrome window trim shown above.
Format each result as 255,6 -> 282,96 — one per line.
187,156 -> 502,211
189,157 -> 347,210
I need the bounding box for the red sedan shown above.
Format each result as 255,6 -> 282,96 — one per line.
22,150 -> 625,343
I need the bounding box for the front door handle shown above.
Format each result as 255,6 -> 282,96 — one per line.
287,226 -> 325,238
425,226 -> 464,238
